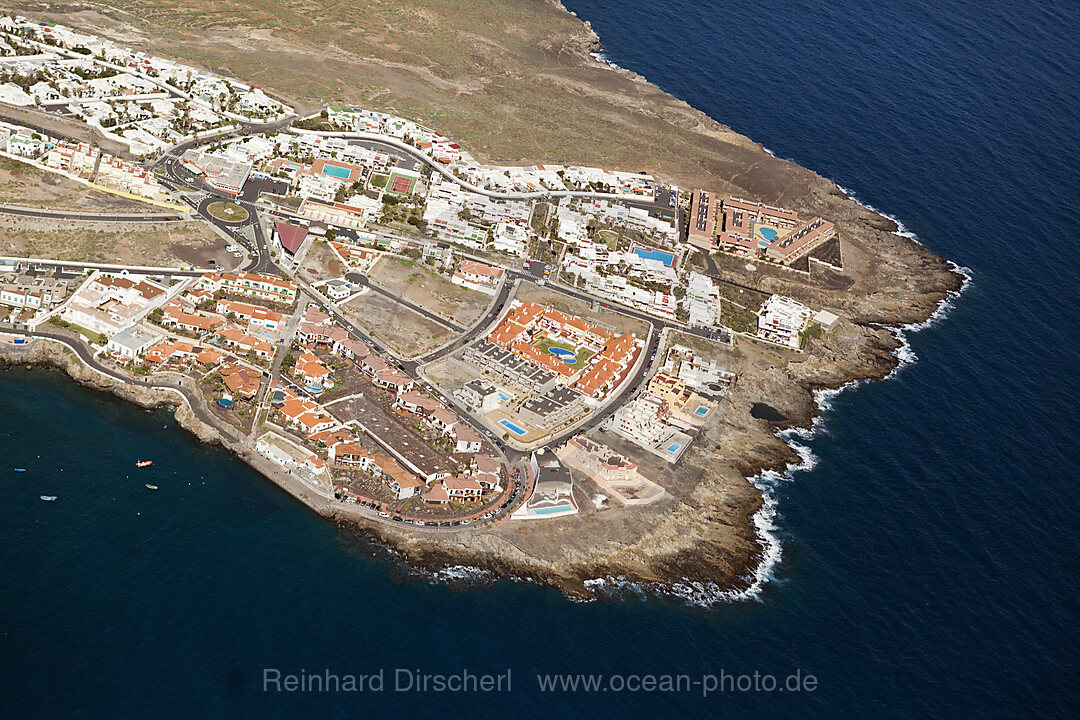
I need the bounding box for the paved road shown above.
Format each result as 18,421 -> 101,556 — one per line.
0,204 -> 187,223
417,276 -> 515,364
1,257 -> 206,277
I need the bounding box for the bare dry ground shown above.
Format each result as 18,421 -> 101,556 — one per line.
0,157 -> 157,213
298,239 -> 346,281
515,281 -> 650,337
0,214 -> 222,266
368,255 -> 488,327
341,290 -> 452,358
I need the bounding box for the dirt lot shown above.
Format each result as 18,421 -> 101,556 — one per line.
341,290 -> 452,358
0,214 -> 228,267
0,158 -> 157,213
515,281 -> 650,338
368,256 -> 489,327
298,239 -> 346,280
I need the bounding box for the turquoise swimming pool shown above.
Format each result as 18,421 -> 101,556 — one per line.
548,347 -> 577,364
632,246 -> 676,267
666,442 -> 682,453
499,419 -> 527,436
533,505 -> 573,515
321,164 -> 352,180
757,226 -> 779,241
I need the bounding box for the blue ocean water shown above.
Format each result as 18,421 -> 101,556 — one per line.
3,0 -> 1079,716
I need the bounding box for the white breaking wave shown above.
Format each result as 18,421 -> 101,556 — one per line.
589,51 -> 623,71
430,564 -> 496,584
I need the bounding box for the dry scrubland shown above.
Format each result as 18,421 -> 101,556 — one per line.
516,281 -> 649,337
11,0 -> 763,190
0,215 -> 219,266
0,157 -> 156,213
368,256 -> 488,327
342,291 -> 452,358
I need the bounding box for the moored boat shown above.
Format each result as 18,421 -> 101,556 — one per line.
40,495 -> 56,501
136,460 -> 153,468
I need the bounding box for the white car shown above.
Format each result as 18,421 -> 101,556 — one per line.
232,252 -> 243,258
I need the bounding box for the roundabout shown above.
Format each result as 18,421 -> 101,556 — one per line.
206,201 -> 249,224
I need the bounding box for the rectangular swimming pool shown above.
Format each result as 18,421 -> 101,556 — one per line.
666,443 -> 682,453
499,419 -> 527,436
533,505 -> 573,515
321,164 -> 352,180
632,246 -> 676,267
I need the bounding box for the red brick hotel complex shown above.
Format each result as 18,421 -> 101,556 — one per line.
688,191 -> 837,266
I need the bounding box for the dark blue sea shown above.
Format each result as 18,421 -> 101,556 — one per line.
3,1 -> 1078,716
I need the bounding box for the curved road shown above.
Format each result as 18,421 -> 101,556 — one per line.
293,129 -> 664,205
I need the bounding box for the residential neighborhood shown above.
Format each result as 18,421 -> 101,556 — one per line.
0,13 -> 847,530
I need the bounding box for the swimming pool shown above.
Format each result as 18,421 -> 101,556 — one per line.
757,226 -> 778,241
499,419 -> 528,436
632,246 -> 676,267
497,392 -> 511,402
694,405 -> 710,417
548,347 -> 577,364
321,164 -> 352,180
533,505 -> 573,515
666,442 -> 682,453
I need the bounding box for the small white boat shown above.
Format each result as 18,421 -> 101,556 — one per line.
145,484 -> 158,490
14,468 -> 26,472
40,495 -> 57,501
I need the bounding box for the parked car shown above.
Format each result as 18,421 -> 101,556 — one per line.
378,512 -> 389,518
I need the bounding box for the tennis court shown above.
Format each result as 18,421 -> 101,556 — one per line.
387,172 -> 416,195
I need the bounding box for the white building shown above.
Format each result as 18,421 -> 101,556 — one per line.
107,325 -> 162,360
685,271 -> 722,328
757,295 -> 811,349
492,221 -> 529,256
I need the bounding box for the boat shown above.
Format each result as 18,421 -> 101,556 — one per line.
145,484 -> 158,490
14,468 -> 26,472
136,460 -> 153,468
40,495 -> 56,501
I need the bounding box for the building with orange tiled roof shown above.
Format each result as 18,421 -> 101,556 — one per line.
217,324 -> 273,358
198,271 -> 297,304
451,258 -> 505,295
220,364 -> 262,398
215,300 -> 283,331
444,475 -> 483,503
294,352 -> 333,388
